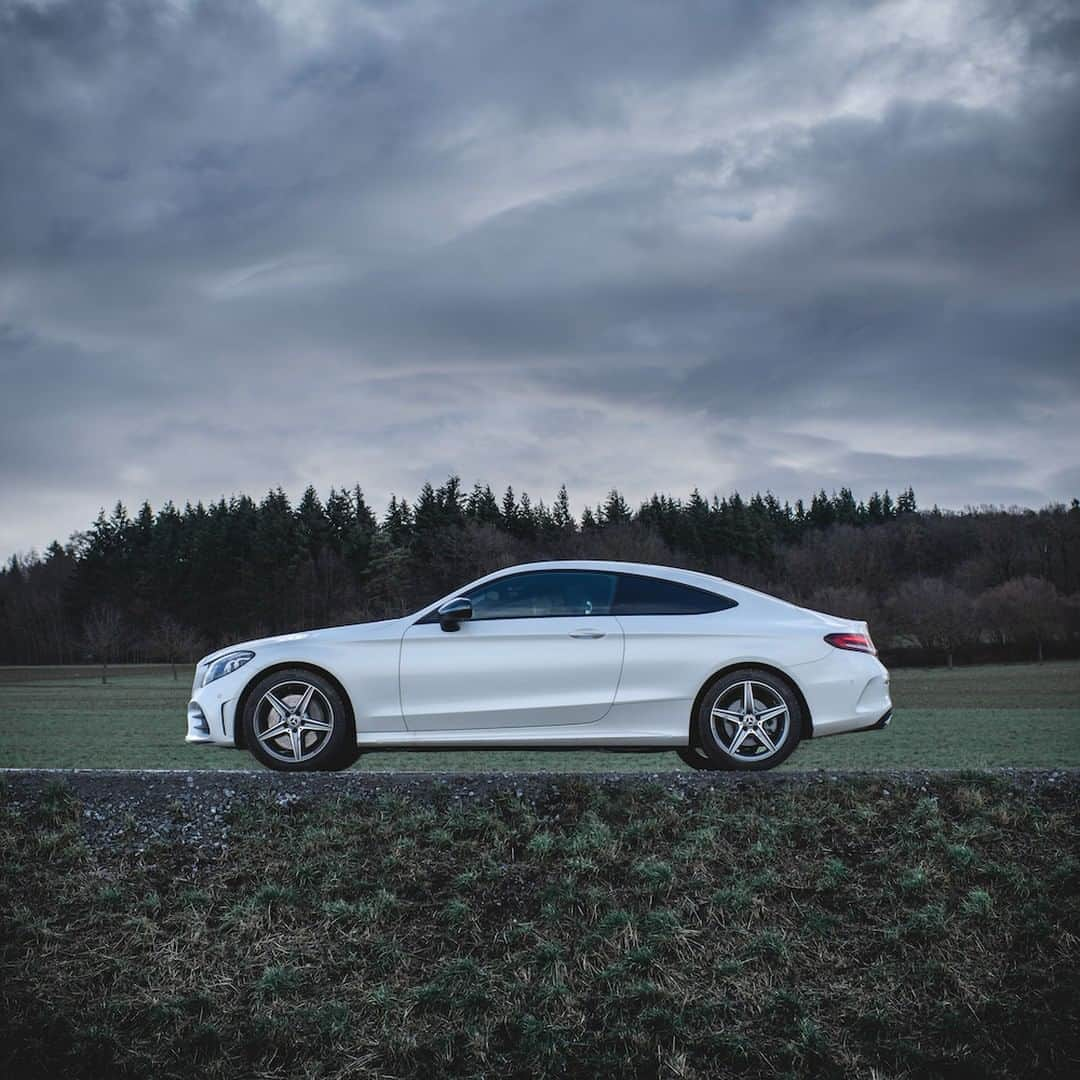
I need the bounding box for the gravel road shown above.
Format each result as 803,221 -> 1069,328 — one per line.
3,766 -> 1077,850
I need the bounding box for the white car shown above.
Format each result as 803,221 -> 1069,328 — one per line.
185,560 -> 892,772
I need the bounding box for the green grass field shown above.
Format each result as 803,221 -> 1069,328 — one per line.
2,775 -> 1077,1077
1,660 -> 1077,771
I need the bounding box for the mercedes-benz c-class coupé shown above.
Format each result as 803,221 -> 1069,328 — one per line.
185,560 -> 892,771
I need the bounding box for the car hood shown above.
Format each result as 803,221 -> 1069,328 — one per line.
200,617 -> 410,663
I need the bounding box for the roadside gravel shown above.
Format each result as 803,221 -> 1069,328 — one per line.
2,766 -> 1077,850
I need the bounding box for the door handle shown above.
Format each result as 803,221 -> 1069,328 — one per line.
569,629 -> 606,639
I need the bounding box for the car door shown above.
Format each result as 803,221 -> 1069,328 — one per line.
399,570 -> 624,730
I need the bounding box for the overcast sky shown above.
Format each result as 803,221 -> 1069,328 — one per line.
2,0 -> 1078,558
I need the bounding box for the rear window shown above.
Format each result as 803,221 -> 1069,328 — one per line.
613,573 -> 737,615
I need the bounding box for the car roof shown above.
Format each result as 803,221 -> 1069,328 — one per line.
417,558 -> 828,621
479,560 -> 757,600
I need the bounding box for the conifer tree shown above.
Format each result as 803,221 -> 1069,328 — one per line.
602,489 -> 632,526
552,485 -> 575,533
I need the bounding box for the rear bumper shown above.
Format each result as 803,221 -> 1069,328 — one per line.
797,649 -> 892,739
854,707 -> 892,733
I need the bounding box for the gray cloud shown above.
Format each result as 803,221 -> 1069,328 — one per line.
1,0 -> 1078,558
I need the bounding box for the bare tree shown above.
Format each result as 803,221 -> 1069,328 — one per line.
580,521 -> 676,566
443,522 -> 519,582
782,525 -> 893,596
151,615 -> 202,680
978,576 -> 1067,662
807,585 -> 874,620
890,578 -> 977,668
83,605 -> 124,684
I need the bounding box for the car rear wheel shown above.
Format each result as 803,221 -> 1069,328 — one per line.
694,668 -> 802,771
675,743 -> 713,771
243,668 -> 358,772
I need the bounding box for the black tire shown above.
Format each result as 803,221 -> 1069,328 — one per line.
694,668 -> 802,772
242,668 -> 358,772
676,743 -> 715,771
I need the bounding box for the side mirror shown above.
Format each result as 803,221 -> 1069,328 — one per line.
437,597 -> 473,632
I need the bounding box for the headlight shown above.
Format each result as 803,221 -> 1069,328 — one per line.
202,651 -> 255,686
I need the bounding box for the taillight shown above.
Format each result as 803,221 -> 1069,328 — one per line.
825,632 -> 877,655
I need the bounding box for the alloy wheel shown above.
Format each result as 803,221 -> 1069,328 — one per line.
708,679 -> 790,763
253,680 -> 336,764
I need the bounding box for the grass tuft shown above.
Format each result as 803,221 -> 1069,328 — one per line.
961,887 -> 993,918
255,966 -> 302,1000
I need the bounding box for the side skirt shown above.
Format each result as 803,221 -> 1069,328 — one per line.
355,729 -> 686,750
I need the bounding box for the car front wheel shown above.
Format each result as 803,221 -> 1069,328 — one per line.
693,668 -> 802,771
242,668 -> 358,772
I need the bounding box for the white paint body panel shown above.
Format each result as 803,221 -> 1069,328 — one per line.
185,560 -> 891,756
400,616 -> 624,729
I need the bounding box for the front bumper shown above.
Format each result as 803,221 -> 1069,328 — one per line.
185,700 -> 214,744
185,661 -> 243,747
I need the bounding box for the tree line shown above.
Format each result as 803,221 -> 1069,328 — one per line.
1,479 -> 1078,673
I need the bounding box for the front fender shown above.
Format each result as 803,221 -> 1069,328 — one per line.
228,640 -> 406,744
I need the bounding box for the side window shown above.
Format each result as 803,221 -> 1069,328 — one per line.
465,571 -> 617,621
612,573 -> 737,615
